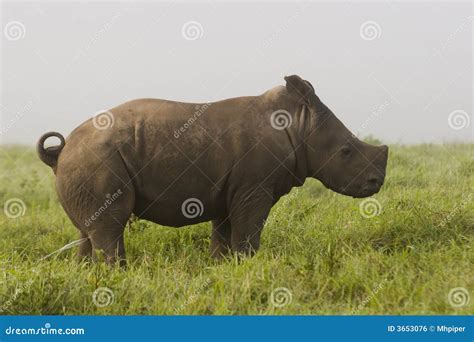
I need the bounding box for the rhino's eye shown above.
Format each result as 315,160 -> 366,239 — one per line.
341,145 -> 352,156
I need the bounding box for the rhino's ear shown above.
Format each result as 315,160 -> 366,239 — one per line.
284,75 -> 316,106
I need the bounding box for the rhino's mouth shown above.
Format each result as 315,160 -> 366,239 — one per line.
351,183 -> 383,198
351,191 -> 376,199
338,185 -> 376,198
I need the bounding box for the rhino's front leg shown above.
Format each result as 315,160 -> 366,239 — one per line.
229,189 -> 273,256
210,217 -> 232,258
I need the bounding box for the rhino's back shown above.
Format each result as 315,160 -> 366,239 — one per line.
65,85 -> 290,152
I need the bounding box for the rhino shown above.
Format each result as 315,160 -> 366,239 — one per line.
37,75 -> 388,266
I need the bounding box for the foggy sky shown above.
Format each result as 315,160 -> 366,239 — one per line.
1,1 -> 472,144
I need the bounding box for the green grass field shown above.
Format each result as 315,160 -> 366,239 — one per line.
0,143 -> 472,315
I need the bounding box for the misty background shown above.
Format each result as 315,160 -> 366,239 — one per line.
1,1 -> 472,145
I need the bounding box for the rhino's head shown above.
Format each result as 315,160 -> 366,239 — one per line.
285,75 -> 388,198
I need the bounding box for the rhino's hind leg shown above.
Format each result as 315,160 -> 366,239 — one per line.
210,217 -> 232,258
77,231 -> 93,262
80,187 -> 134,268
89,227 -> 127,267
56,151 -> 135,267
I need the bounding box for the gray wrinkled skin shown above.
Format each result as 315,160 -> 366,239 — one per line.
37,75 -> 388,266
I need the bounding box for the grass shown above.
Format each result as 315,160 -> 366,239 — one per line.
0,143 -> 472,315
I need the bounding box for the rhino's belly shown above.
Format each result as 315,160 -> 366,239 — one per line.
133,192 -> 220,227
120,132 -> 230,227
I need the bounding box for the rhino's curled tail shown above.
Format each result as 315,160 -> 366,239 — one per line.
37,132 -> 65,172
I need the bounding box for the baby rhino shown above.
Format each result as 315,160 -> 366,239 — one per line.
38,75 -> 388,266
